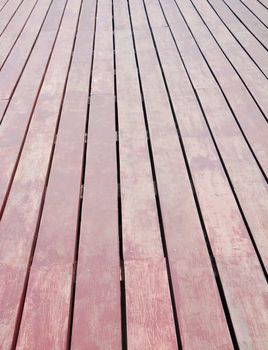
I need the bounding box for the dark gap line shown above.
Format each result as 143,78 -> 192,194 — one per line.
0,0 -> 65,220
126,0 -> 182,348
0,0 -> 11,13
175,0 -> 268,184
205,0 -> 267,80
169,0 -> 268,277
0,0 -> 40,72
0,0 -> 25,37
0,0 -> 56,125
186,0 -> 268,124
170,0 -> 268,281
257,0 -> 268,11
112,0 -> 128,348
66,0 -> 98,348
10,0 -> 85,348
239,0 -> 268,29
221,0 -> 268,51
165,1 -> 268,184
148,0 -> 242,346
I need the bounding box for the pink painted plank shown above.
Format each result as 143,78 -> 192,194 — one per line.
0,0 -> 66,214
240,0 -> 268,25
71,1 -> 121,348
168,0 -> 268,178
0,0 -> 53,100
223,0 -> 268,48
171,0 -> 268,269
72,95 -> 121,350
115,1 -> 178,347
114,0 -> 163,259
0,0 -> 82,347
129,0 -> 233,348
0,0 -> 23,35
16,2 -> 97,348
190,0 -> 268,120
208,0 -> 268,76
153,0 -> 268,347
0,98 -> 8,120
125,259 -> 177,350
0,0 -> 38,67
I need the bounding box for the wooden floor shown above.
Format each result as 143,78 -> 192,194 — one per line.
0,0 -> 268,349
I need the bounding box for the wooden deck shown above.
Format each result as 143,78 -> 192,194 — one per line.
0,0 -> 268,349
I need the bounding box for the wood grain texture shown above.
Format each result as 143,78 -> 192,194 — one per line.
0,0 -> 66,213
0,0 -> 23,35
0,0 -> 82,347
125,259 -> 177,350
16,1 -> 97,348
152,0 -> 268,348
71,0 -> 121,348
0,0 -> 54,100
207,0 -> 268,77
223,0 -> 268,48
0,0 -> 38,67
114,0 -> 163,259
71,95 -> 121,350
190,0 -> 268,119
130,0 -> 233,348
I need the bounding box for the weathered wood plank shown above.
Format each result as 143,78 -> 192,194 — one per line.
71,95 -> 121,350
240,0 -> 268,25
0,0 -> 82,347
167,0 -> 268,178
0,0 -> 66,214
0,0 -> 54,100
129,0 -> 233,348
190,0 -> 268,120
207,0 -> 268,77
0,0 -> 23,34
170,0 -> 268,269
125,259 -> 177,350
72,0 -> 121,348
151,0 -> 268,347
114,0 -> 163,259
16,1 -> 97,348
223,0 -> 268,48
0,0 -> 38,67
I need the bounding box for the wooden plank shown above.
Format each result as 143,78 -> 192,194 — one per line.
170,0 -> 268,269
0,0 -> 66,214
240,0 -> 268,26
0,0 -> 23,35
0,98 -> 8,119
16,2 -> 97,348
125,259 -> 177,350
150,0 -> 268,348
128,0 -> 233,348
223,0 -> 268,48
0,0 -> 38,68
114,0 -> 163,259
207,0 -> 268,77
190,0 -> 268,120
0,0 -> 82,347
167,0 -> 268,178
0,0 -> 53,100
71,95 -> 121,350
114,0 -> 177,347
71,1 -> 121,348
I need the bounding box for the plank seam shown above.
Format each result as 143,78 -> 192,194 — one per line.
0,0 -> 64,219
127,1 -> 183,348
9,0 -> 85,346
185,0 -> 268,124
170,0 -> 268,279
145,0 -> 241,347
